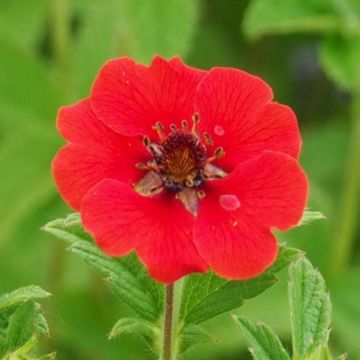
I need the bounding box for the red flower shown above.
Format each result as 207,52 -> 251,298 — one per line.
53,56 -> 308,284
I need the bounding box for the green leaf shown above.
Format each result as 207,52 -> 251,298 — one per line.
179,324 -> 216,354
243,0 -> 342,40
5,302 -> 36,352
305,346 -> 332,360
319,34 -> 360,91
0,286 -> 50,313
234,315 -> 291,360
181,245 -> 300,324
118,0 -> 200,62
109,317 -> 159,340
43,214 -> 163,321
297,209 -> 327,227
0,0 -> 49,52
288,257 -> 332,359
38,353 -> 57,360
43,213 -> 92,244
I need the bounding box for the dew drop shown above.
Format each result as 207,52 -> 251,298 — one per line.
219,194 -> 241,211
214,125 -> 225,136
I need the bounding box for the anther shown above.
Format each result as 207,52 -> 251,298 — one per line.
197,190 -> 206,199
147,143 -> 163,157
214,147 -> 225,158
203,132 -> 214,146
207,147 -> 225,163
135,162 -> 147,170
169,123 -> 178,133
152,122 -> 165,140
143,136 -> 151,146
181,120 -> 188,129
185,178 -> 194,187
191,113 -> 200,135
192,113 -> 200,123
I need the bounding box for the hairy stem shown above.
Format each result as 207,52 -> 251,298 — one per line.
160,281 -> 183,360
331,91 -> 360,277
162,284 -> 174,360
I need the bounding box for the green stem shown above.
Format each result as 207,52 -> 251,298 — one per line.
160,281 -> 183,360
331,91 -> 360,277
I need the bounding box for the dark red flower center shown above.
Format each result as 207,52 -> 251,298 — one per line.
134,114 -> 227,215
155,131 -> 207,192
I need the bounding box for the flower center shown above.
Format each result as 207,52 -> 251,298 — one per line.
134,114 -> 227,216
156,131 -> 206,192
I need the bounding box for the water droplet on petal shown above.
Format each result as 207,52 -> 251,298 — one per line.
219,194 -> 241,211
214,125 -> 225,136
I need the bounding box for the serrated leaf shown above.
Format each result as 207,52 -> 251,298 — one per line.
182,272 -> 276,324
43,213 -> 92,243
179,324 -> 216,354
44,214 -> 163,321
5,302 -> 36,352
70,241 -> 161,321
118,0 -> 199,62
181,245 -> 300,324
297,209 -> 327,227
319,34 -> 360,91
289,257 -> 332,359
109,317 -> 159,340
243,0 -> 342,40
234,315 -> 291,360
0,286 -> 50,313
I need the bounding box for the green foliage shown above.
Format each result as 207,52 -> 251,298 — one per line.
319,35 -> 360,91
44,213 -> 301,355
0,286 -> 50,312
0,0 -> 49,52
289,258 -> 332,359
117,0 -> 199,63
297,210 -> 326,227
178,324 -> 216,354
44,214 -> 162,321
109,317 -> 159,339
235,257 -> 335,360
244,0 -> 360,92
243,0 -> 342,40
0,286 -> 53,359
234,315 -> 291,360
181,246 -> 301,325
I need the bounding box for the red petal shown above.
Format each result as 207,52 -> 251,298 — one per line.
194,215 -> 278,279
196,68 -> 301,170
91,56 -> 206,136
53,100 -> 146,210
193,151 -> 308,279
81,180 -> 207,284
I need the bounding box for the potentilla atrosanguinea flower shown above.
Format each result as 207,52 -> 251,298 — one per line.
52,56 -> 308,284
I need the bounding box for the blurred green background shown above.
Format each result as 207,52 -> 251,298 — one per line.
1,0 -> 360,359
